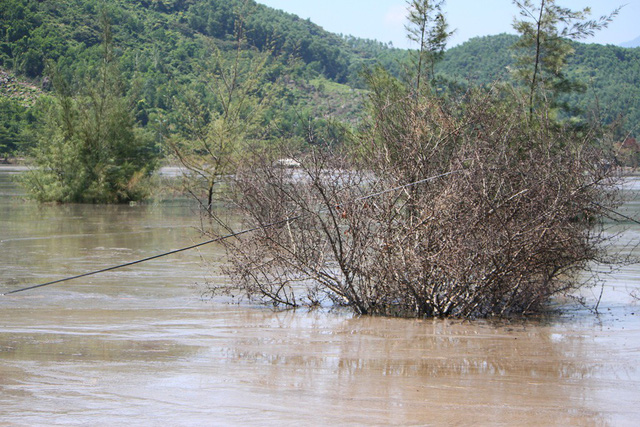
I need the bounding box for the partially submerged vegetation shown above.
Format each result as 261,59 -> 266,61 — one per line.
20,16 -> 158,203
0,0 -> 631,317
212,74 -> 619,318
205,0 -> 622,318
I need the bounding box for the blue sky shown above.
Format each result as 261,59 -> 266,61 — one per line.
255,0 -> 640,48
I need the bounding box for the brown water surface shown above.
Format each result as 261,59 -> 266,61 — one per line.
1,167 -> 639,426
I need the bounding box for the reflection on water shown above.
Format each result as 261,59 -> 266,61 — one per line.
1,167 -> 639,425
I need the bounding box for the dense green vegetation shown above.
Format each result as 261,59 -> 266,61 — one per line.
0,0 -> 638,162
0,0 -> 401,159
20,17 -> 158,203
0,96 -> 36,160
436,34 -> 640,134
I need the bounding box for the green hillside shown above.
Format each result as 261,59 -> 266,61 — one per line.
1,0 -> 638,158
437,34 -> 640,135
0,0 -> 408,156
0,0 -> 405,87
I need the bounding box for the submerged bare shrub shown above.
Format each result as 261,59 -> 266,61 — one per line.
209,147 -> 380,311
208,84 -> 619,318
199,1 -> 621,318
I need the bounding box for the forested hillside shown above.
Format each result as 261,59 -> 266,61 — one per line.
0,0 -> 407,156
437,34 -> 640,135
0,0 -> 638,158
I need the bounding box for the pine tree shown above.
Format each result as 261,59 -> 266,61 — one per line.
511,0 -> 620,118
21,13 -> 157,203
405,0 -> 453,94
169,4 -> 275,213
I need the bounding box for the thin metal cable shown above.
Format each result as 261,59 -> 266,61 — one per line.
354,170 -> 463,203
593,201 -> 640,226
5,170 -> 636,296
2,216 -> 300,296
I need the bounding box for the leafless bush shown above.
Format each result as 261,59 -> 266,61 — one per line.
208,148 -> 379,311
208,87 -> 620,318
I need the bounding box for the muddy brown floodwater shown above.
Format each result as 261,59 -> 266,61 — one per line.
1,167 -> 639,426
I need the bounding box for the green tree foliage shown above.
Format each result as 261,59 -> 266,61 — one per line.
0,0 -> 637,152
564,43 -> 640,134
0,0 -> 401,160
21,18 -> 157,203
340,35 -> 410,86
436,35 -> 639,138
170,5 -> 276,212
511,0 -> 619,117
405,0 -> 452,92
435,33 -> 516,85
0,97 -> 37,157
0,0 -> 407,90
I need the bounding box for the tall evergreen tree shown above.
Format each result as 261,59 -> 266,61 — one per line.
405,0 -> 453,93
21,13 -> 157,203
511,0 -> 620,118
169,3 -> 275,213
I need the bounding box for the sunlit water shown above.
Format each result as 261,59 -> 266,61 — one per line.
1,167 -> 639,426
